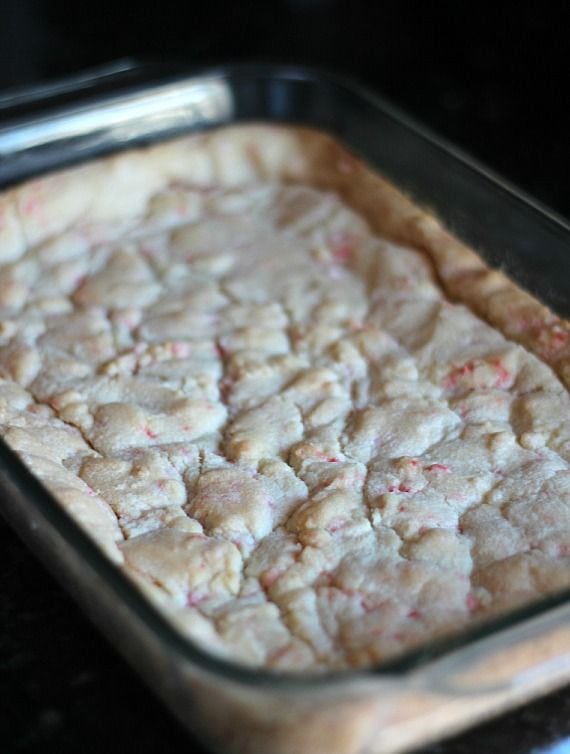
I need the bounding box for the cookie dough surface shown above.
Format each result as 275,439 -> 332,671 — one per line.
1,135 -> 569,672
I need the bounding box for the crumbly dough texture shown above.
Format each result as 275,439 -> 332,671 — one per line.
1,125 -> 569,671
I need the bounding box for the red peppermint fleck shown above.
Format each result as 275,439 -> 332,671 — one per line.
186,591 -> 205,608
219,377 -> 232,403
425,463 -> 451,473
360,595 -> 376,612
181,424 -> 193,432
492,359 -> 511,389
407,609 -> 421,621
143,426 -> 157,439
512,312 -> 544,333
170,342 -> 187,357
466,593 -> 479,613
327,518 -> 348,534
457,405 -> 470,420
309,448 -> 336,462
317,570 -> 334,586
388,483 -> 413,494
329,231 -> 355,264
443,361 -> 474,389
215,342 -> 226,358
537,326 -> 570,356
550,329 -> 569,349
22,196 -> 41,215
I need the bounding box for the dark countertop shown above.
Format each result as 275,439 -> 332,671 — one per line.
1,2 -> 570,752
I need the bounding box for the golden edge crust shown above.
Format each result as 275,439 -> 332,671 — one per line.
280,128 -> 570,391
1,123 -> 569,389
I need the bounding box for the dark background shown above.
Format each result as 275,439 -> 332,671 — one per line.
2,1 -> 570,218
1,2 -> 570,752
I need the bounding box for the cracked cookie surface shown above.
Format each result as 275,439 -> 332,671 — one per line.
1,176 -> 569,672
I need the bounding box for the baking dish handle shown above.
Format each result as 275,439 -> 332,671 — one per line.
0,58 -> 234,185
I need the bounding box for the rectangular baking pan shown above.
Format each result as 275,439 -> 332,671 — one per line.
1,61 -> 570,754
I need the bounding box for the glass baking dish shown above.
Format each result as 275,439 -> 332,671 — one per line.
1,61 -> 570,754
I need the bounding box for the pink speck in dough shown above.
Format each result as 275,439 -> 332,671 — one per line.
425,463 -> 451,473
22,195 -> 42,215
186,591 -> 205,607
550,329 -> 569,349
327,518 -> 348,534
443,361 -> 474,389
170,342 -> 187,357
388,483 -> 413,493
466,593 -> 479,613
491,359 -> 512,389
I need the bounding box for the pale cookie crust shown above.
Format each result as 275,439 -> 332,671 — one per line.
0,125 -> 569,672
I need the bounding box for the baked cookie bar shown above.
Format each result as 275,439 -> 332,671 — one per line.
1,126 -> 569,671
